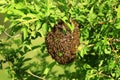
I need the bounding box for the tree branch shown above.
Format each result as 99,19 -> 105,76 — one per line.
4,31 -> 21,38
26,70 -> 45,80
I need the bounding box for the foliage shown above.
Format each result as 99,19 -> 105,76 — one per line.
0,0 -> 120,80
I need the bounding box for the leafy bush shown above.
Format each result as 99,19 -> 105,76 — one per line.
0,0 -> 120,80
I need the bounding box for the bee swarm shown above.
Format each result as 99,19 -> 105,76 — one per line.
45,20 -> 80,64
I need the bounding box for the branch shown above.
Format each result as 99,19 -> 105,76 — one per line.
97,71 -> 112,78
26,70 -> 45,80
4,31 -> 21,38
108,38 -> 119,53
98,19 -> 115,25
109,38 -> 120,42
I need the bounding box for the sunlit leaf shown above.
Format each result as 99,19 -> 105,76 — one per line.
116,22 -> 120,29
12,9 -> 25,16
21,26 -> 28,40
39,23 -> 48,37
87,7 -> 97,22
35,20 -> 41,30
117,5 -> 120,18
0,69 -> 11,80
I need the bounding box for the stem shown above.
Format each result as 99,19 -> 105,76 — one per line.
98,19 -> 115,25
4,31 -> 21,38
26,70 -> 45,80
108,38 -> 119,53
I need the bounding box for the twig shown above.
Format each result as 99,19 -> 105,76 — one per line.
26,70 -> 45,80
98,19 -> 115,25
108,38 -> 120,43
108,38 -> 119,53
97,71 -> 112,78
109,38 -> 120,42
4,31 -> 21,38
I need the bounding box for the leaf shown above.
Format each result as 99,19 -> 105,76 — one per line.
78,44 -> 84,51
66,22 -> 75,32
104,46 -> 111,54
23,58 -> 32,62
24,44 -> 32,50
0,69 -> 11,80
115,68 -> 120,78
87,7 -> 97,22
61,16 -> 68,22
117,5 -> 120,18
108,60 -> 115,71
78,41 -> 89,57
12,9 -> 25,16
15,2 -> 25,10
4,16 -> 9,22
0,0 -> 7,5
58,52 -> 63,57
39,23 -> 48,37
79,47 -> 87,57
43,62 -> 56,75
35,21 -> 41,30
0,25 -> 4,34
116,22 -> 120,29
31,31 -> 36,38
76,15 -> 86,22
21,26 -> 28,40
62,19 -> 75,33
43,67 -> 49,75
25,13 -> 37,19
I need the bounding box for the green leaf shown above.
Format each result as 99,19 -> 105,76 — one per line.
43,62 -> 56,75
43,67 -> 49,75
39,23 -> 48,37
78,41 -> 89,57
104,47 -> 111,54
25,44 -> 32,50
116,22 -> 120,29
15,2 -> 25,10
67,22 -> 75,32
87,7 -> 97,22
77,43 -> 85,51
0,25 -> 4,34
4,16 -> 9,22
0,0 -> 7,5
21,26 -> 28,40
117,5 -> 120,18
31,31 -> 36,38
58,52 -> 63,57
35,21 -> 41,30
12,9 -> 25,16
115,68 -> 120,78
0,69 -> 11,80
108,60 -> 115,71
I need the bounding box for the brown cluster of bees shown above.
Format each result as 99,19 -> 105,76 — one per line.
45,20 -> 80,64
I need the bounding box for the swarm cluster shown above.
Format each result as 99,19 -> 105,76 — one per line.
45,20 -> 80,64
